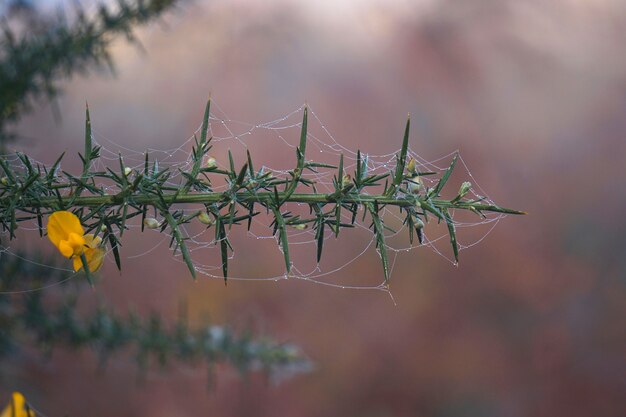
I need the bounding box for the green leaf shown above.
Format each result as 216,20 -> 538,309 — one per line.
79,252 -> 94,287
298,106 -> 308,167
362,173 -> 389,186
163,211 -> 196,280
337,153 -> 344,187
218,220 -> 229,284
247,202 -> 255,231
273,186 -> 280,206
271,206 -> 291,274
200,98 -> 211,143
247,149 -> 254,176
181,133 -> 209,195
45,151 -> 65,181
316,217 -> 325,263
279,108 -> 308,205
228,201 -> 236,228
349,203 -> 358,225
334,203 -> 341,237
395,117 -> 411,185
432,153 -> 458,197
36,208 -> 43,237
17,152 -> 34,174
228,150 -> 235,178
104,219 -> 122,271
0,158 -> 16,183
311,204 -> 325,263
144,151 -> 149,175
385,116 -> 410,197
118,154 -> 128,187
356,150 -> 362,186
420,198 -> 444,221
306,162 -> 336,169
84,103 -> 92,173
442,208 -> 459,264
366,202 -> 390,285
234,163 -> 248,188
405,213 -> 414,245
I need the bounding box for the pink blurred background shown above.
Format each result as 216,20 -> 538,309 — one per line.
6,0 -> 626,416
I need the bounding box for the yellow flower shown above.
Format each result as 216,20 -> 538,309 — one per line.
47,211 -> 105,272
0,392 -> 35,417
72,234 -> 105,273
47,211 -> 85,258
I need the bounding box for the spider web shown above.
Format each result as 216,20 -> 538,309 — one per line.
0,100 -> 509,295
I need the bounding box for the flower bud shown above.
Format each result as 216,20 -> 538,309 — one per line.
0,177 -> 8,185
415,218 -> 425,244
457,181 -> 472,200
247,179 -> 258,190
291,223 -> 308,230
206,156 -> 217,169
342,174 -> 352,188
407,157 -> 417,174
198,211 -> 213,225
124,167 -> 132,176
143,217 -> 160,229
407,175 -> 422,193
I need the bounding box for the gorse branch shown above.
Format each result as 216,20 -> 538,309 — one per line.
0,0 -> 179,144
0,251 -> 308,378
0,100 -> 525,285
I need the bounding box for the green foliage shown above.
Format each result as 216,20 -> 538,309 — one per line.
0,0 -> 311,387
0,101 -> 525,286
0,251 -> 308,378
0,3 -> 524,392
0,0 -> 179,144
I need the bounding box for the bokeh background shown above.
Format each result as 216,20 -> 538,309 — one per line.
5,0 -> 626,416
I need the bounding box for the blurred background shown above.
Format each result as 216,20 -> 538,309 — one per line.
3,0 -> 626,416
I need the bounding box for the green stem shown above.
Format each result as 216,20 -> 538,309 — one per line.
9,192 -> 524,215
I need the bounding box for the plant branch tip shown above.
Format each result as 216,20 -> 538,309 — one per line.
0,102 -> 524,285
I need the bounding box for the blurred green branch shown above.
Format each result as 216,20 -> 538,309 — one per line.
0,251 -> 309,379
0,0 -> 313,395
0,0 -> 180,144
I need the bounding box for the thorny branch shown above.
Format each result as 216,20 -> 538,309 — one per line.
0,100 -> 525,285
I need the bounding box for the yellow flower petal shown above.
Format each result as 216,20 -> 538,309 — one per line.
56,232 -> 86,259
58,240 -> 74,258
47,211 -> 84,249
0,392 -> 35,417
83,234 -> 102,248
73,234 -> 104,272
